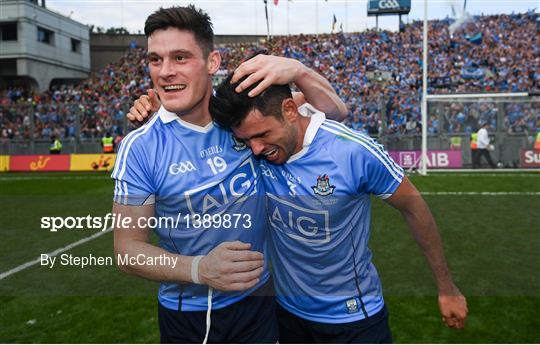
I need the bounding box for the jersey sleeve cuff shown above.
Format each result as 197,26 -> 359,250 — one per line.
113,194 -> 155,206
375,175 -> 403,199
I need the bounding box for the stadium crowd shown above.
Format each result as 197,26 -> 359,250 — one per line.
1,11 -> 538,141
0,47 -> 150,141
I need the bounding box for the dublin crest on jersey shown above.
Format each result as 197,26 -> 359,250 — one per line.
311,174 -> 335,196
231,135 -> 247,151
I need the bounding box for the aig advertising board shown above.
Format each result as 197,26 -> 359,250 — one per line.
367,0 -> 412,16
389,150 -> 463,169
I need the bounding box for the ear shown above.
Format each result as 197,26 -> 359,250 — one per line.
282,98 -> 298,123
206,50 -> 222,75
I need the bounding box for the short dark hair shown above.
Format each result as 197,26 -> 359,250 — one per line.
144,5 -> 214,56
210,75 -> 293,129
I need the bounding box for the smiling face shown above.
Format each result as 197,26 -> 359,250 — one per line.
147,28 -> 220,124
232,103 -> 303,165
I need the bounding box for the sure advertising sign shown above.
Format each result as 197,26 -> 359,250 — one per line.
520,150 -> 540,168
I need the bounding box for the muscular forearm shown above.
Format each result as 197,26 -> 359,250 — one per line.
114,236 -> 195,283
399,198 -> 458,294
386,178 -> 467,327
293,64 -> 348,121
112,202 -> 197,284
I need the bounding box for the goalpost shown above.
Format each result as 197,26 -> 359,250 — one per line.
418,0 -> 538,174
418,92 -> 540,174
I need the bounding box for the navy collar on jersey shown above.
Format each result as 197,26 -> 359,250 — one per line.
158,106 -> 214,133
287,104 -> 326,164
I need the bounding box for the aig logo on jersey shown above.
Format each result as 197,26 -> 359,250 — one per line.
184,157 -> 257,215
268,193 -> 330,244
169,161 -> 196,175
312,175 -> 336,196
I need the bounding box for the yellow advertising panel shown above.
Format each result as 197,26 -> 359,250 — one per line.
0,155 -> 9,172
70,154 -> 116,172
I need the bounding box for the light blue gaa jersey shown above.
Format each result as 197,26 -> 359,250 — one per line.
261,111 -> 404,324
111,106 -> 269,311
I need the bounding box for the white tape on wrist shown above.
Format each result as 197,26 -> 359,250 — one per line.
191,255 -> 204,284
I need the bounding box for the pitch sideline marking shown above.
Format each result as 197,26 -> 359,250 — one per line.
0,176 -> 109,181
421,192 -> 540,195
424,173 -> 540,177
1,172 -> 539,181
1,190 -> 538,280
0,227 -> 112,281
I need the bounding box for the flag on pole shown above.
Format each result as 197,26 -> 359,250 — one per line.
274,0 -> 279,5
263,0 -> 270,40
332,14 -> 337,32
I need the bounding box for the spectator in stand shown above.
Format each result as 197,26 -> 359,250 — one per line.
1,12 -> 538,139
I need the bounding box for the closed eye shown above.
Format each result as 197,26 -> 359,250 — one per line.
248,131 -> 270,140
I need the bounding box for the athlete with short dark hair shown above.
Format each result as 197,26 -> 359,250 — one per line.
114,5 -> 347,343
209,75 -> 469,343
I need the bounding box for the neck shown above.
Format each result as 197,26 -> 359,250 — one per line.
293,115 -> 310,154
175,81 -> 213,127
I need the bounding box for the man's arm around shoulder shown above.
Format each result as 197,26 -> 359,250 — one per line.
113,202 -> 265,291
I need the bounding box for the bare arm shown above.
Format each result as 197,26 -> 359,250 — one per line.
113,202 -> 191,282
232,55 -> 348,121
127,56 -> 348,123
113,202 -> 264,291
384,177 -> 468,329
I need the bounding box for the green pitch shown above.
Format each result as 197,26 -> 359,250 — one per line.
0,172 -> 538,343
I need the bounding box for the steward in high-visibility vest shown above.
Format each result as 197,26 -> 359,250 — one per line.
450,136 -> 462,150
471,132 -> 478,168
102,133 -> 115,153
535,132 -> 540,151
470,133 -> 478,150
49,136 -> 62,154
